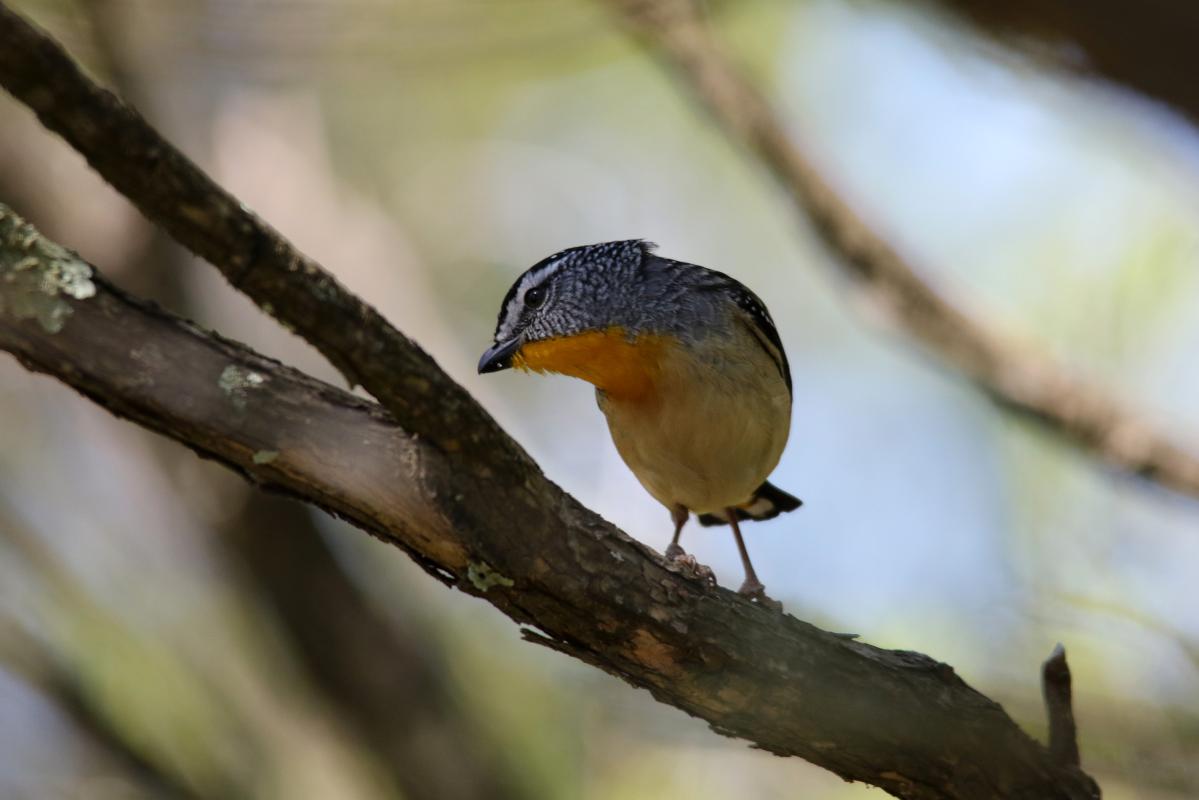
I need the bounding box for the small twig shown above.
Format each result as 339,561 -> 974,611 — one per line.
603,0 -> 1199,499
1042,643 -> 1081,767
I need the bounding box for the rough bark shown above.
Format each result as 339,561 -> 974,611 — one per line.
0,202 -> 1101,799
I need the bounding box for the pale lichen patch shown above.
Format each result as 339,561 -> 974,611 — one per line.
218,365 -> 266,410
466,561 -> 514,592
252,450 -> 279,465
0,204 -> 96,333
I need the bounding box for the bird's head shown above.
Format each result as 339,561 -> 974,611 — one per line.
477,240 -> 661,385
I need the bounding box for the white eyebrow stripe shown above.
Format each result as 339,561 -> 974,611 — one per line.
497,267 -> 545,340
527,256 -> 565,285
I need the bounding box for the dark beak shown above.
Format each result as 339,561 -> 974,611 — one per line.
478,337 -> 521,374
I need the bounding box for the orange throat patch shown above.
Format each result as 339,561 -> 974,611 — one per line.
512,327 -> 672,402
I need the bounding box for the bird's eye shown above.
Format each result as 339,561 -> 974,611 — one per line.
525,286 -> 547,309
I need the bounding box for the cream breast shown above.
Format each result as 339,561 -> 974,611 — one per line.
598,327 -> 791,514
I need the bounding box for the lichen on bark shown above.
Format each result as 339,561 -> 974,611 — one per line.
467,561 -> 514,592
218,364 -> 266,410
0,204 -> 96,333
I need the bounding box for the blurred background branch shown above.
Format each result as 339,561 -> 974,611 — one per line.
0,619 -> 200,800
0,499 -> 254,799
918,0 -> 1199,125
604,0 -> 1199,498
218,493 -> 525,800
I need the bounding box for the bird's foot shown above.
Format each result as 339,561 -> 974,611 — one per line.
737,576 -> 765,597
738,579 -> 783,612
665,547 -> 716,586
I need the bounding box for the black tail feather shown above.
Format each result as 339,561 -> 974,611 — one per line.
697,481 -> 802,527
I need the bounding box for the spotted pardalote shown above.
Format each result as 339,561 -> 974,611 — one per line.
479,240 -> 800,602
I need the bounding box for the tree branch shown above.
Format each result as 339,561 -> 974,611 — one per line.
601,0 -> 1199,498
1,200 -> 1101,798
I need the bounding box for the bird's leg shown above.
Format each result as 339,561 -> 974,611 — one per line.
665,504 -> 688,560
664,505 -> 715,585
726,509 -> 767,598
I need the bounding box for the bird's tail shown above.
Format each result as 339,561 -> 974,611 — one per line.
697,481 -> 802,527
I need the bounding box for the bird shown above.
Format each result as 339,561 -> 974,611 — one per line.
478,240 -> 800,603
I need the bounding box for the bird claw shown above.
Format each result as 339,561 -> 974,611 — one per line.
664,547 -> 716,586
757,595 -> 784,612
738,579 -> 783,612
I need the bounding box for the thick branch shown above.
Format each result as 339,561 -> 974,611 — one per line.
0,204 -> 1101,799
603,0 -> 1199,498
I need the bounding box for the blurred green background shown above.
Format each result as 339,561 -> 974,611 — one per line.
2,1 -> 1198,798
